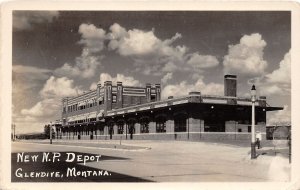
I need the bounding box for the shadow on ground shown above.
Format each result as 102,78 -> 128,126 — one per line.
256,148 -> 289,158
11,152 -> 152,182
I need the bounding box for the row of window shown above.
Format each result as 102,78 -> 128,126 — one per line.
106,118 -> 187,134
66,119 -> 253,133
63,100 -> 104,114
62,124 -> 253,135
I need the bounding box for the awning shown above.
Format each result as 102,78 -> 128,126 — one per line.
87,99 -> 94,104
76,115 -> 86,120
88,112 -> 97,119
78,101 -> 86,106
97,110 -> 104,118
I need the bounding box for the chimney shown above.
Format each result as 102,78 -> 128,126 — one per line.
224,75 -> 237,97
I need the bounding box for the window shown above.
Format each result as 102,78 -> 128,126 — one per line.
140,122 -> 149,133
117,122 -> 124,134
108,123 -> 114,135
156,117 -> 166,133
238,129 -> 242,132
175,117 -> 187,132
151,95 -> 156,101
204,119 -> 225,132
248,126 -> 251,133
112,95 -> 117,103
140,118 -> 149,133
128,122 -> 135,134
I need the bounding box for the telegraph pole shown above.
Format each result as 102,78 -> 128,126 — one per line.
251,85 -> 256,159
12,123 -> 16,141
14,124 -> 16,141
50,121 -> 53,144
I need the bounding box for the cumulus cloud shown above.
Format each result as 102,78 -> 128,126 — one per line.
255,50 -> 291,96
114,29 -> 160,56
21,76 -> 82,119
187,53 -> 219,69
39,76 -> 81,98
98,73 -> 141,86
161,73 -> 173,84
21,98 -> 59,117
162,77 -> 223,99
56,22 -> 218,79
55,24 -> 106,78
267,105 -> 291,125
223,33 -> 267,77
55,53 -> 102,78
13,11 -> 59,30
106,23 -> 218,76
266,50 -> 291,84
89,82 -> 98,90
78,23 -> 107,54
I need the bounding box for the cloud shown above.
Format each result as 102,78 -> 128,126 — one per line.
12,65 -> 53,112
56,23 -> 218,79
266,50 -> 291,84
21,76 -> 82,119
98,73 -> 141,86
89,82 -> 97,90
39,76 -> 81,98
161,73 -> 173,84
267,105 -> 291,125
54,53 -> 102,78
255,50 -> 291,96
112,29 -> 160,56
161,77 -> 223,99
13,65 -> 51,74
187,53 -> 219,69
106,23 -> 219,76
223,33 -> 267,77
13,11 -> 59,30
21,98 -> 59,117
78,23 -> 107,54
55,24 -> 106,79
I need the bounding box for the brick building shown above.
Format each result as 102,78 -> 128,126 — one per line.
56,75 -> 282,141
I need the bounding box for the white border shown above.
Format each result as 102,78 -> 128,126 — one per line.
1,1 -> 299,190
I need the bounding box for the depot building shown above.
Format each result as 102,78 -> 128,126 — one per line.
55,75 -> 282,141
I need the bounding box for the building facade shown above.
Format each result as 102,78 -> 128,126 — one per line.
56,75 -> 282,141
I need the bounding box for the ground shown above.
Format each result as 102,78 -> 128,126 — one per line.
11,139 -> 291,182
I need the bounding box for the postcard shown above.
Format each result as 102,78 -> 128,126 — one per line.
1,1 -> 299,190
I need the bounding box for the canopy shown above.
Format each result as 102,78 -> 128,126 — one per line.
87,112 -> 97,119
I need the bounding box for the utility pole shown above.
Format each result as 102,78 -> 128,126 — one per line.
14,124 -> 16,141
251,85 -> 256,159
12,123 -> 16,141
50,121 -> 53,144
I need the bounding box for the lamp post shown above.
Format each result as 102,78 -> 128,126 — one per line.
251,85 -> 256,159
50,121 -> 53,144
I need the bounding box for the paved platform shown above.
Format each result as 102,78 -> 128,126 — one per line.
11,140 -> 291,182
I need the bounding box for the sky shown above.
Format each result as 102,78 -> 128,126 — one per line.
12,11 -> 291,134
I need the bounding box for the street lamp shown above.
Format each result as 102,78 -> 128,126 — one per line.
251,84 -> 256,159
50,121 -> 53,144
